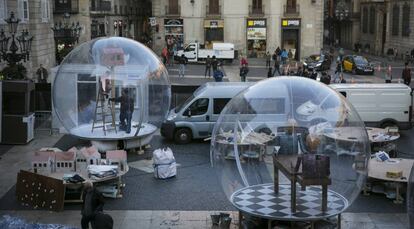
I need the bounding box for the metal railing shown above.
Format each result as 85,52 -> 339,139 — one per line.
249,4 -> 265,16
206,4 -> 221,17
283,4 -> 300,17
165,5 -> 181,16
53,0 -> 79,14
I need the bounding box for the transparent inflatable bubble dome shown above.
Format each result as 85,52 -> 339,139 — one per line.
53,37 -> 170,140
211,77 -> 370,219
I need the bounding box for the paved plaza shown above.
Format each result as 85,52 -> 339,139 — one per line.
0,53 -> 413,228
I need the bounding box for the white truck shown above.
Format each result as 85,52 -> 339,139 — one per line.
175,42 -> 235,63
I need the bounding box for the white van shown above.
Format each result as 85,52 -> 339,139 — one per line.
161,82 -> 290,144
296,83 -> 413,129
175,42 -> 235,63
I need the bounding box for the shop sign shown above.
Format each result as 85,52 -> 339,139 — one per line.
204,20 -> 224,28
247,28 -> 266,40
247,19 -> 266,28
149,17 -> 157,26
282,19 -> 300,27
164,19 -> 183,27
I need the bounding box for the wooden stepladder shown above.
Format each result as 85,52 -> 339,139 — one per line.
91,83 -> 117,136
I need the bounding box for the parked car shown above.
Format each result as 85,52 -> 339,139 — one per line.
303,54 -> 331,71
342,55 -> 374,75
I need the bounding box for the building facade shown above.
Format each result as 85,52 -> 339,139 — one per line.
53,0 -> 151,43
0,0 -> 55,80
152,0 -> 324,59
359,0 -> 413,56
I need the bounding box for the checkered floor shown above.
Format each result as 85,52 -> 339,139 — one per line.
231,183 -> 348,220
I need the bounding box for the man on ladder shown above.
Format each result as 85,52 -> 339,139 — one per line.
109,88 -> 134,134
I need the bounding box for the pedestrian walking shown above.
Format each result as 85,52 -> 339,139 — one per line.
281,49 -> 288,64
333,60 -> 342,82
402,62 -> 412,86
272,57 -> 280,77
205,55 -> 212,78
265,51 -> 271,68
161,47 -> 168,65
339,73 -> 346,83
288,49 -> 293,60
276,46 -> 281,57
267,67 -> 273,78
212,56 -> 219,72
384,64 -> 392,83
240,64 -> 248,82
81,181 -> 105,229
178,54 -> 187,77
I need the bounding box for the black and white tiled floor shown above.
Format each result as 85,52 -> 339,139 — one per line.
231,183 -> 348,221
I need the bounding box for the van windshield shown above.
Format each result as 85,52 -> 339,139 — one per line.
175,95 -> 195,113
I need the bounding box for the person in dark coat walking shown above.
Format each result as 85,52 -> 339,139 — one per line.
109,88 -> 134,134
213,69 -> 224,82
81,181 -> 105,229
272,57 -> 280,77
205,55 -> 212,78
240,64 -> 248,82
212,56 -> 219,72
402,62 -> 412,86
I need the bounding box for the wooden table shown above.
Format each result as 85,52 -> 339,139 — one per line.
323,127 -> 399,143
273,154 -> 331,213
367,158 -> 413,203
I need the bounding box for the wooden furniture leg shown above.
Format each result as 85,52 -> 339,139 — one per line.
337,214 -> 341,229
238,211 -> 242,228
291,177 -> 296,212
322,185 -> 327,212
393,183 -> 403,204
274,167 -> 279,193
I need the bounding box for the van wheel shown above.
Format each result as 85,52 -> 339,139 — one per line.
380,121 -> 397,129
174,128 -> 192,144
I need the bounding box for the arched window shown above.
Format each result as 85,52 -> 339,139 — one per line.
402,3 -> 410,37
369,6 -> 376,34
362,7 -> 368,33
392,4 -> 400,36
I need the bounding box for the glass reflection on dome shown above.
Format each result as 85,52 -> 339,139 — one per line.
53,37 -> 170,140
211,77 -> 370,219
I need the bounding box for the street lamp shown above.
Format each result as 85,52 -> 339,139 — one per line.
0,12 -> 33,67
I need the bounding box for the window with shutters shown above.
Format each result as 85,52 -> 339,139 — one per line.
0,0 -> 6,23
41,0 -> 50,22
362,7 -> 368,33
369,6 -> 375,34
18,0 -> 29,22
402,3 -> 410,37
392,4 -> 400,36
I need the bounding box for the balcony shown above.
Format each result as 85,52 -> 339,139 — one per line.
249,4 -> 265,17
283,4 -> 300,17
206,4 -> 221,18
165,5 -> 181,17
53,0 -> 79,14
90,1 -> 112,12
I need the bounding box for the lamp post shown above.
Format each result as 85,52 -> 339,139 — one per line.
0,12 -> 33,67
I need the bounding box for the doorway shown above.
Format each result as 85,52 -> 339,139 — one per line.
282,29 -> 300,60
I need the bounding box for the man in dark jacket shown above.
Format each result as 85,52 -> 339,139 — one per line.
402,62 -> 412,86
109,88 -> 134,134
211,56 -> 219,72
205,55 -> 212,78
81,181 -> 105,229
272,57 -> 280,77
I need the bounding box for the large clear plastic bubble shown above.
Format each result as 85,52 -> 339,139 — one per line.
53,37 -> 170,140
211,77 -> 370,220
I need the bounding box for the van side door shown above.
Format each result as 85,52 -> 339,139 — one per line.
211,98 -> 232,134
183,98 -> 210,138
